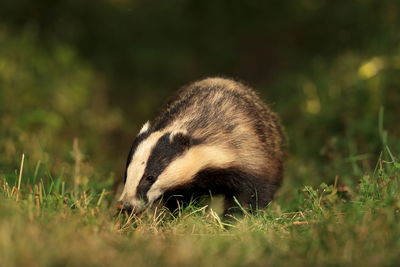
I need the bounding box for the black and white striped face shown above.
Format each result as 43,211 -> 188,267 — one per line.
118,122 -> 196,213
118,122 -> 237,214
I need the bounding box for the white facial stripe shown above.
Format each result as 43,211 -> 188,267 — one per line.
146,145 -> 237,203
120,131 -> 164,203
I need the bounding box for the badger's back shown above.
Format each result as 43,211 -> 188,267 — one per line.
153,78 -> 284,183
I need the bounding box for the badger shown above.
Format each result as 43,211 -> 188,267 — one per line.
117,77 -> 285,215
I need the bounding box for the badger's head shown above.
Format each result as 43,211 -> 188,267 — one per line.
117,122 -> 236,214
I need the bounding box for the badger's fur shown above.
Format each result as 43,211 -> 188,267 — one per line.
118,77 -> 285,215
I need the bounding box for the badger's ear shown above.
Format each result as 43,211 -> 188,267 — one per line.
139,121 -> 151,135
169,130 -> 192,148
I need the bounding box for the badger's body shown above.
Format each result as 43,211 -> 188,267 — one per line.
118,78 -> 285,214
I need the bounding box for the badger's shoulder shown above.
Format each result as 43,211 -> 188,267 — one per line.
190,77 -> 243,90
183,77 -> 260,100
153,77 -> 265,129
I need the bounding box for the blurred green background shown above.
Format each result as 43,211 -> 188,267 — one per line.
1,0 -> 399,191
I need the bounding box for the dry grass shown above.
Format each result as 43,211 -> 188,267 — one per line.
0,149 -> 399,267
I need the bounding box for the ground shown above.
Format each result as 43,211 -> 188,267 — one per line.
1,147 -> 399,267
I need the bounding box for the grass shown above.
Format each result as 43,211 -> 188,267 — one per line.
0,144 -> 399,267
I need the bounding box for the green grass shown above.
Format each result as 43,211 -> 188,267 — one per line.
1,146 -> 399,267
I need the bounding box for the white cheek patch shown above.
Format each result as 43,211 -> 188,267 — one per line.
146,145 -> 237,203
146,187 -> 163,206
120,131 -> 164,204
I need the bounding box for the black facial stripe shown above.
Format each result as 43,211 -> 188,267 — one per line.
123,130 -> 151,184
136,132 -> 200,201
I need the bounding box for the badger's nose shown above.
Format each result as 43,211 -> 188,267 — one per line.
116,201 -> 134,214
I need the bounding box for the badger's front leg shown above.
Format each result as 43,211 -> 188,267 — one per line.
223,180 -> 280,216
223,191 -> 258,215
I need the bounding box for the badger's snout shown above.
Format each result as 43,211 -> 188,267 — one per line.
116,198 -> 146,215
116,201 -> 134,213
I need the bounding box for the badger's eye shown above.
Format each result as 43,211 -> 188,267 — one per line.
146,175 -> 155,183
